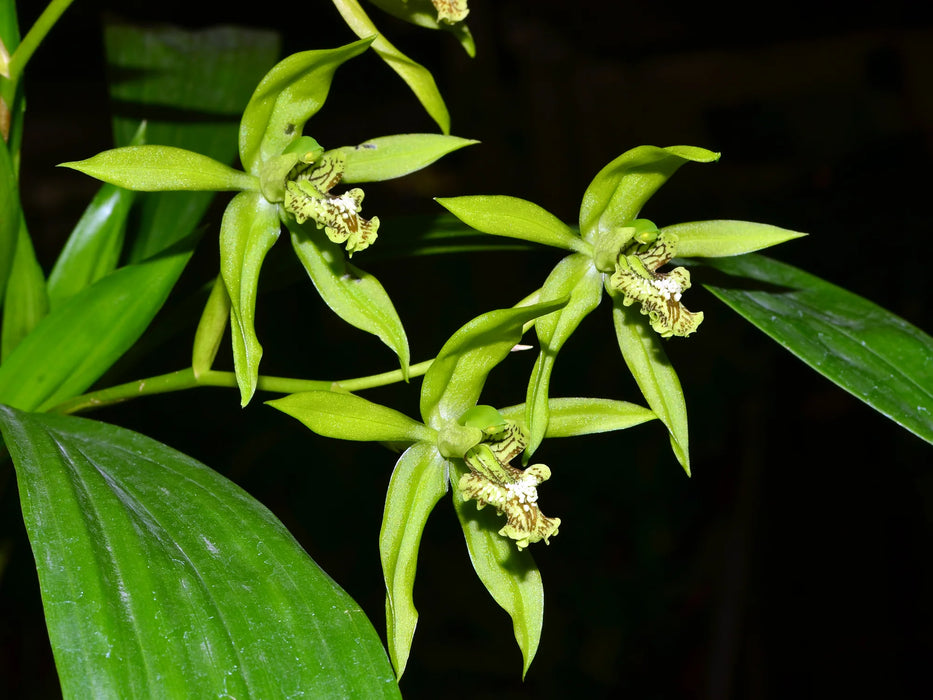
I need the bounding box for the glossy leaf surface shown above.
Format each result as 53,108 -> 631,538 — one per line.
46,180 -> 137,310
702,254 -> 933,445
0,406 -> 400,698
1,219 -> 47,360
0,239 -> 194,412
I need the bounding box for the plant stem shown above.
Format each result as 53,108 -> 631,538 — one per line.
8,0 -> 75,84
48,359 -> 436,415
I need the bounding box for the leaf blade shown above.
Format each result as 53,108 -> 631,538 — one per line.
701,253 -> 933,444
0,407 -> 400,698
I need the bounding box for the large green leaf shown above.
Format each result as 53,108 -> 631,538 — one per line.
0,406 -> 400,698
105,23 -> 280,261
701,254 -> 933,445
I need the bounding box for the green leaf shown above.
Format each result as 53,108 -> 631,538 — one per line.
332,0 -> 451,134
701,254 -> 933,445
268,390 -> 436,444
59,145 -> 257,192
239,38 -> 371,174
664,219 -> 807,258
220,192 -> 281,406
420,298 -> 569,427
579,145 -> 720,243
611,296 -> 691,474
0,406 -> 400,698
46,181 -> 137,310
0,237 -> 194,412
500,397 -> 657,438
450,459 -> 544,678
289,219 -> 411,379
524,254 -> 604,458
0,122 -> 19,310
1,218 -> 48,360
436,195 -> 585,252
191,275 -> 231,379
330,134 -> 478,183
379,442 -> 448,677
105,22 -> 280,262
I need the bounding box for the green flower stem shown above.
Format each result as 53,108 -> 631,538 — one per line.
8,0 -> 75,84
48,359 -> 437,415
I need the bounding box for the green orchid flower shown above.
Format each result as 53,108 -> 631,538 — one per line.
437,144 -> 808,472
60,41 -> 477,406
268,300 -> 658,679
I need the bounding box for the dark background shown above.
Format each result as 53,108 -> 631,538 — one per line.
3,1 -> 933,698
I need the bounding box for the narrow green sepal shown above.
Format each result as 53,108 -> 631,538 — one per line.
59,145 -> 258,192
267,390 -> 436,444
420,297 -> 568,426
611,297 -> 691,475
219,192 -> 281,406
238,38 -> 373,172
436,195 -> 585,252
381,443 -> 449,679
500,397 -> 657,438
579,145 -> 720,243
664,219 -> 807,257
330,134 -> 478,183
450,459 -> 544,677
191,276 -> 231,379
